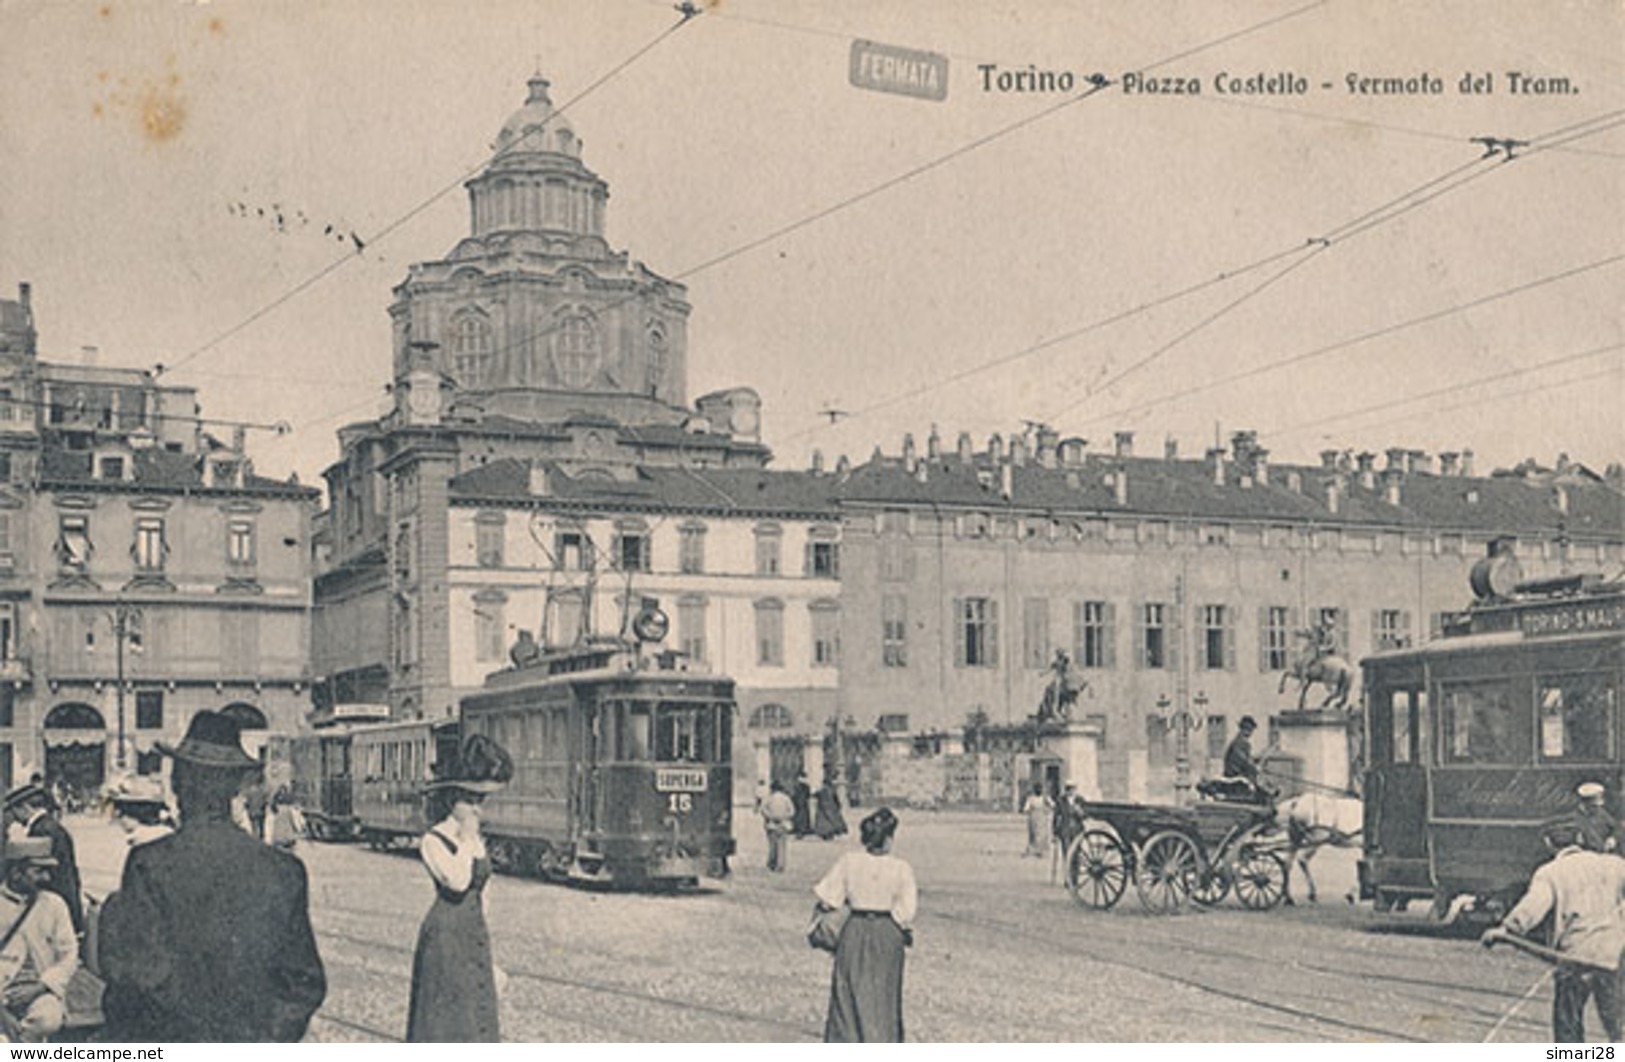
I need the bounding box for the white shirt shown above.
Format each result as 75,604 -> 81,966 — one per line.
814,849 -> 918,929
420,816 -> 487,894
1503,846 -> 1625,970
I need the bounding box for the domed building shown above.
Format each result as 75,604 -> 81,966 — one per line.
315,78 -> 841,755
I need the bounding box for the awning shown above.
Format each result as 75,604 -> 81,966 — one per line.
42,728 -> 106,749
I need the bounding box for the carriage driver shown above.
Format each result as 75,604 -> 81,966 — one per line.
1222,717 -> 1276,802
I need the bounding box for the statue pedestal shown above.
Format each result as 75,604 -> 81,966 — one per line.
1038,719 -> 1104,800
1271,709 -> 1356,794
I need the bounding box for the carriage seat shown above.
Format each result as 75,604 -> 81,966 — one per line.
1197,777 -> 1273,806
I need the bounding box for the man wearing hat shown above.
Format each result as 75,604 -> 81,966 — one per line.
3,781 -> 82,934
1484,817 -> 1625,1041
1222,716 -> 1273,801
1576,783 -> 1621,855
0,837 -> 79,1041
98,710 -> 326,1042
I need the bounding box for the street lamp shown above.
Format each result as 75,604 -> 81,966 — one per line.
1160,690 -> 1207,805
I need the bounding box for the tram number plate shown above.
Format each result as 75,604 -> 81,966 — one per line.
656,768 -> 708,793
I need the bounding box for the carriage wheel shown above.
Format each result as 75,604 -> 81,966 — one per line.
1065,830 -> 1130,910
1136,831 -> 1202,914
1191,861 -> 1233,906
1234,848 -> 1289,910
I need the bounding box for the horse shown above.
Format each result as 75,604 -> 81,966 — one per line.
1278,637 -> 1354,710
1276,790 -> 1363,905
1037,651 -> 1089,722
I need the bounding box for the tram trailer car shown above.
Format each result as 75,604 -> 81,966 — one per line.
351,719 -> 461,850
1360,567 -> 1624,915
460,647 -> 736,887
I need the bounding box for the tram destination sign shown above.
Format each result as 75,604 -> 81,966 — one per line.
656,768 -> 708,793
849,39 -> 949,101
1519,598 -> 1625,637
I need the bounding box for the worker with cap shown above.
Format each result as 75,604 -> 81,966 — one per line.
1222,716 -> 1276,802
1576,782 -> 1621,855
0,837 -> 79,1041
98,710 -> 326,1041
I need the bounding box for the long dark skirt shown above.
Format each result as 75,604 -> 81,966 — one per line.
407,893 -> 500,1042
824,912 -> 905,1042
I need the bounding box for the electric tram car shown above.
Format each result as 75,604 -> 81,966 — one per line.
293,637 -> 737,888
1360,562 -> 1624,915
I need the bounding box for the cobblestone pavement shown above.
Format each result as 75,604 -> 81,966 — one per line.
70,810 -> 1570,1042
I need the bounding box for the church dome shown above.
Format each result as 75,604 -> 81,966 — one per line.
496,75 -> 581,158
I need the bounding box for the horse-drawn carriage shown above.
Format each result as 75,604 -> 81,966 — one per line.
1062,784 -> 1290,913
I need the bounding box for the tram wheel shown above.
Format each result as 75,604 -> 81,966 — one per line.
1136,830 -> 1201,914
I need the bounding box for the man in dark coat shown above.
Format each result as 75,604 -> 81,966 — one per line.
3,783 -> 83,934
791,773 -> 814,838
99,711 -> 326,1042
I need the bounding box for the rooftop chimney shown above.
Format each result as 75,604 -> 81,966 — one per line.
810,449 -> 824,474
1206,447 -> 1226,486
1059,438 -> 1086,468
17,282 -> 30,309
1461,449 -> 1475,478
926,425 -> 942,461
1036,426 -> 1059,468
1325,478 -> 1342,515
1009,435 -> 1027,467
915,461 -> 929,485
1386,447 -> 1406,472
1164,437 -> 1179,461
1382,469 -> 1402,507
1320,449 -> 1340,471
988,433 -> 1003,461
835,454 -> 852,476
1000,461 -> 1014,500
1356,452 -> 1376,490
1254,447 -> 1270,487
1413,451 -> 1434,476
1555,485 -> 1570,514
957,432 -> 974,464
1113,466 -> 1128,506
902,432 -> 917,472
1114,431 -> 1135,458
1439,451 -> 1460,477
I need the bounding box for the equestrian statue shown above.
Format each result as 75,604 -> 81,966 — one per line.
1278,624 -> 1353,711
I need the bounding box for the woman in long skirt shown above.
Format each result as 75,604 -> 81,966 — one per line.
813,807 -> 918,1042
407,777 -> 504,1041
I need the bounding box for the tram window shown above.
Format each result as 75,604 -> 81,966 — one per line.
1538,673 -> 1617,763
656,703 -> 715,762
1389,693 -> 1410,764
1441,681 -> 1529,765
716,703 -> 732,761
498,715 -> 521,760
618,702 -> 651,760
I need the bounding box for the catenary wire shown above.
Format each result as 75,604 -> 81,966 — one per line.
156,11 -> 701,381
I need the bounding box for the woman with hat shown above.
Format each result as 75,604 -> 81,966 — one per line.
812,806 -> 917,1042
407,734 -> 511,1043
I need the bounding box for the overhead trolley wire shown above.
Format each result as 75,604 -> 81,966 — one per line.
156,11 -> 702,381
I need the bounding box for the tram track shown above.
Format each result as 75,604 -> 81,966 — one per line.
928,906 -> 1432,1042
315,924 -> 822,1040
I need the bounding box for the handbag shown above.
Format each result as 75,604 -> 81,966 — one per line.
806,903 -> 847,953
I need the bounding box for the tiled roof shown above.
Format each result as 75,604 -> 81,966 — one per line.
449,458 -> 839,517
837,455 -> 1624,539
38,445 -> 317,498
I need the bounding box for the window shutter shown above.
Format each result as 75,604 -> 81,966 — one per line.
1338,608 -> 1350,655
832,544 -> 841,579
1225,615 -> 1237,671
1102,602 -> 1116,670
1132,606 -> 1145,671
953,598 -> 966,667
1401,610 -> 1412,647
1257,606 -> 1269,672
987,599 -> 1000,667
803,541 -> 813,577
1369,609 -> 1380,652
1195,618 -> 1208,671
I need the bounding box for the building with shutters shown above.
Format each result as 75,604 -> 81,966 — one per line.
834,427 -> 1624,803
0,282 -> 318,796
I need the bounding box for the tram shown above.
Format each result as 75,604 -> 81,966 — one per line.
272,705 -> 393,840
1359,561 -> 1624,915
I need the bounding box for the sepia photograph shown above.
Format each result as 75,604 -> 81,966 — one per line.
0,0 -> 1621,1044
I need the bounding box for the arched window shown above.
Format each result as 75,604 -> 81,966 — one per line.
452,313 -> 493,388
647,326 -> 668,395
748,703 -> 793,729
552,315 -> 600,390
44,703 -> 105,730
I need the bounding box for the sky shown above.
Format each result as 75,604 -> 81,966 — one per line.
1,0 -> 1620,490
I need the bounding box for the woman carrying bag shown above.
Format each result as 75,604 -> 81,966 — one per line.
810,807 -> 916,1042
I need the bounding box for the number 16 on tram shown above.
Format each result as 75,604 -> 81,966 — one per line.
1360,571 -> 1624,915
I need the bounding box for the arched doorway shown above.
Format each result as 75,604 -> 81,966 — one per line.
42,702 -> 107,800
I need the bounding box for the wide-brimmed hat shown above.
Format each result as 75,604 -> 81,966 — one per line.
425,733 -> 512,795
2,782 -> 48,812
3,837 -> 57,868
1237,715 -> 1258,732
157,710 -> 259,771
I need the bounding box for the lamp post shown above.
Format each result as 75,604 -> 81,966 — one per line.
1166,690 -> 1207,805
108,603 -> 142,772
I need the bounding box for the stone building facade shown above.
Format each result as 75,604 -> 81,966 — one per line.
0,283 -> 318,796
